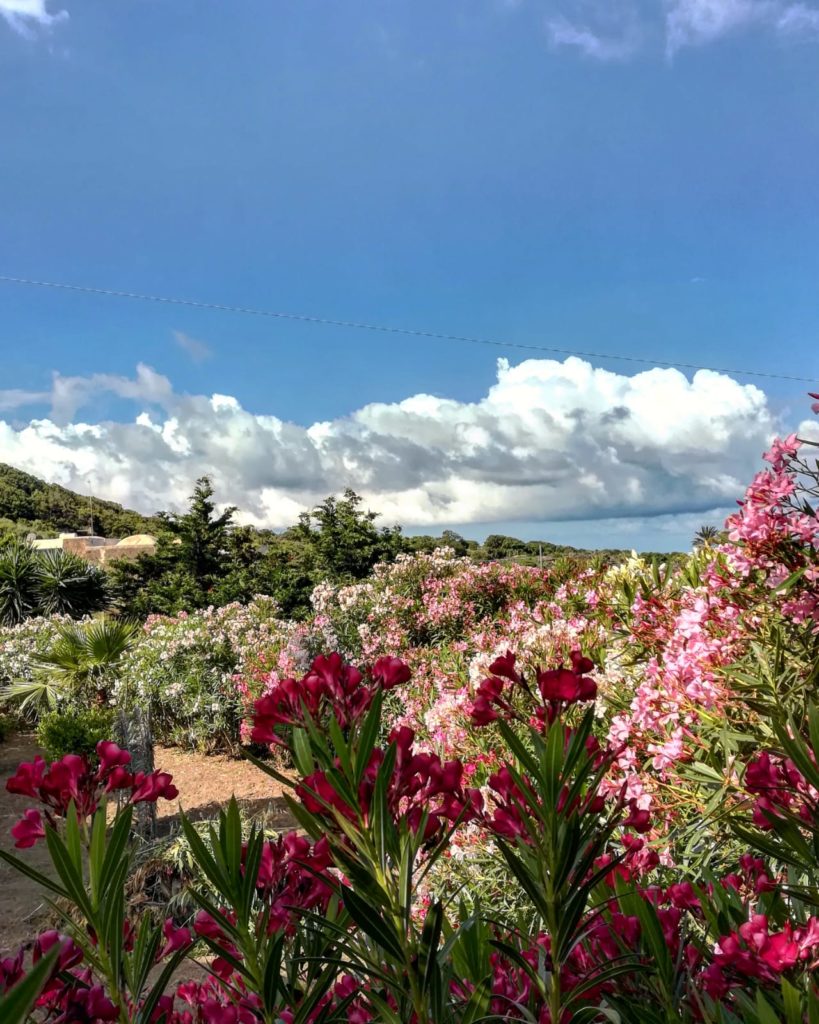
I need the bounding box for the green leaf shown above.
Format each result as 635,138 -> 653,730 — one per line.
781,977 -> 803,1024
100,855 -> 129,987
543,718 -> 566,807
327,714 -> 354,779
0,846 -> 68,901
88,807 -> 107,907
45,824 -> 94,921
354,690 -> 383,787
418,900 -> 444,993
755,989 -> 783,1024
292,727 -> 314,777
370,742 -> 397,872
64,801 -> 83,877
241,826 -> 264,925
291,963 -> 342,1024
495,842 -> 550,921
616,882 -> 672,987
773,565 -> 808,594
241,747 -> 296,791
364,990 -> 403,1024
100,804 -> 134,897
135,947 -> 190,1024
496,720 -> 540,779
339,885 -> 405,962
565,958 -> 647,1009
130,916 -> 163,1005
262,933 -> 285,1011
460,976 -> 492,1024
180,811 -> 231,895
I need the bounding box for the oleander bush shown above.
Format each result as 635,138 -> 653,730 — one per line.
3,645 -> 819,1022
0,399 -> 818,1022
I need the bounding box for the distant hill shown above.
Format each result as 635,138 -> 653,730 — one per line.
0,464 -> 158,539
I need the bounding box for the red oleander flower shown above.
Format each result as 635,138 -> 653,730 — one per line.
6,742 -> 179,846
252,653 -> 409,747
623,802 -> 651,834
0,948 -> 24,994
130,771 -> 179,804
469,650 -> 598,730
371,656 -> 411,689
159,920 -> 193,960
11,808 -> 45,849
488,650 -> 521,683
33,931 -> 83,972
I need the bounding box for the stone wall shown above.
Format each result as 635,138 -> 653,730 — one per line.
58,535 -> 156,565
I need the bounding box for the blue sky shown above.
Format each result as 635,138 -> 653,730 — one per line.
1,0 -> 818,550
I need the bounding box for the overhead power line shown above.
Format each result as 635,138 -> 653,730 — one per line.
0,273 -> 816,384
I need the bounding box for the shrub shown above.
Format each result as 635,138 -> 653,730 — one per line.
116,597 -> 284,752
0,542 -> 108,625
35,707 -> 117,762
4,650 -> 819,1022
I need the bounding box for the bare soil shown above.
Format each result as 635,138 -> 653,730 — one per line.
0,736 -> 293,956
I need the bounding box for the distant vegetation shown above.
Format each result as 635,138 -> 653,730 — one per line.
0,463 -> 158,540
0,463 -> 683,623
106,479 -> 683,620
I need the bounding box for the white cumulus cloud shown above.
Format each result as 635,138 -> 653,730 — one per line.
0,0 -> 67,36
0,356 -> 797,531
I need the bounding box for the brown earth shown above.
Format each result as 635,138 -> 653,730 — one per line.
0,736 -> 293,956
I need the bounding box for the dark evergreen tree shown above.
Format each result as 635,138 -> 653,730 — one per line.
159,477 -> 236,592
293,489 -> 404,581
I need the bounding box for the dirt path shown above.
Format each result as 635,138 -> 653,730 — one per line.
0,736 -> 292,955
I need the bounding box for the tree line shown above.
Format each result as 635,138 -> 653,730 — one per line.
1,470 -> 683,625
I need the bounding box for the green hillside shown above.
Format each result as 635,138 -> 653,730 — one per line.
0,463 -> 158,539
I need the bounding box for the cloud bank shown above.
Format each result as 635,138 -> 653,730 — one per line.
0,357 -> 805,532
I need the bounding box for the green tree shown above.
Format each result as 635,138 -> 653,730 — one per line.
293,488 -> 405,581
160,476 -> 236,588
109,477 -> 236,615
439,528 -> 469,557
482,533 -> 527,560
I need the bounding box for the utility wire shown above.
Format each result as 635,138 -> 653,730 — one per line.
1,273 -> 816,384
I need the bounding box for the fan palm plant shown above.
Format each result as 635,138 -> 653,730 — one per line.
693,524 -> 721,548
1,617 -> 141,717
